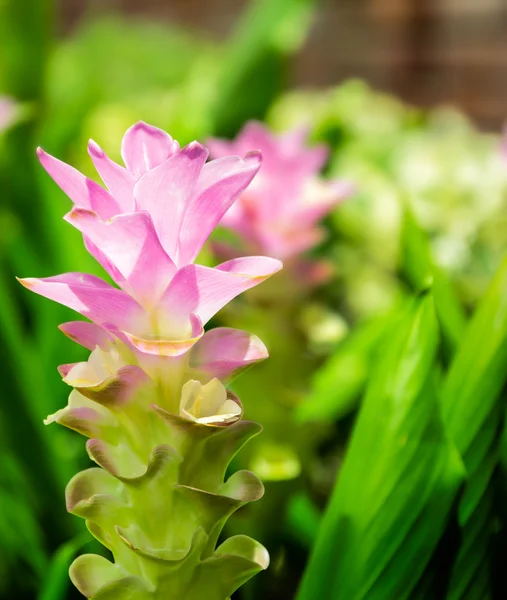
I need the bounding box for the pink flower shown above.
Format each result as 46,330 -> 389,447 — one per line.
208,121 -> 352,260
19,122 -> 282,374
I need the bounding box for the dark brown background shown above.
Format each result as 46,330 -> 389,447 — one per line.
61,0 -> 507,129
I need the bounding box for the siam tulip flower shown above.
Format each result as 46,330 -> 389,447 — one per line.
18,122 -> 282,599
208,121 -> 352,279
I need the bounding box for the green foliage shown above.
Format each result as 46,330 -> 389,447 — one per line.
38,533 -> 93,600
296,314 -> 390,423
297,295 -> 465,600
211,0 -> 320,136
400,207 -> 467,356
441,255 -> 507,598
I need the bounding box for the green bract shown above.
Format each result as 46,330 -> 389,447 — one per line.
52,378 -> 268,599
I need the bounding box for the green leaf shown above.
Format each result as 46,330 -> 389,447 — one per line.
296,315 -> 391,423
210,0 -> 321,136
440,255 -> 507,598
400,207 -> 466,357
38,532 -> 92,600
297,294 -> 464,600
441,254 -> 507,459
285,492 -> 321,548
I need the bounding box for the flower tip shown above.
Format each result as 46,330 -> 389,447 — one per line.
251,334 -> 269,360
244,149 -> 263,164
43,412 -> 57,426
36,146 -> 47,160
129,120 -> 158,136
88,139 -> 104,158
64,206 -> 97,225
184,139 -> 208,159
271,257 -> 284,273
16,276 -> 33,289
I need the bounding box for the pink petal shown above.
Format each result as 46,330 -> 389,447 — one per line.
191,327 -> 268,380
88,140 -> 136,212
83,237 -> 127,289
58,363 -> 78,378
178,151 -> 262,265
159,256 -> 282,324
294,258 -> 334,287
280,124 -> 311,149
37,148 -> 121,219
208,121 -> 275,162
121,121 -> 180,178
65,208 -> 176,307
289,180 -> 353,226
116,314 -> 203,358
259,226 -> 325,259
205,138 -> 235,159
18,273 -> 145,331
59,321 -> 114,350
133,141 -> 208,263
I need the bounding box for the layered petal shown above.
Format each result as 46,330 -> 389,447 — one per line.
88,140 -> 136,212
37,148 -> 121,219
191,328 -> 268,380
178,151 -> 262,265
65,208 -> 176,307
17,273 -> 145,331
83,236 -> 127,289
64,363 -> 151,407
158,256 -> 282,325
59,321 -> 113,350
121,121 -> 180,178
117,313 -> 204,358
133,141 -> 208,262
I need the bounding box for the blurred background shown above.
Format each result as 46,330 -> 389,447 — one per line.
2,0 -> 507,599
60,0 -> 507,128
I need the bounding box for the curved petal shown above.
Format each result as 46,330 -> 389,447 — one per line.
133,141 -> 208,262
178,151 -> 262,265
45,390 -> 118,439
117,314 -> 204,358
65,208 -> 176,307
17,273 -> 145,331
158,256 -> 282,324
191,328 -> 268,380
121,121 -> 180,178
88,140 -> 135,211
59,321 -> 113,351
37,148 -> 121,219
57,363 -> 77,378
64,364 -> 152,406
83,236 -> 127,289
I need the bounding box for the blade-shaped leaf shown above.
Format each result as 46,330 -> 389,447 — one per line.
400,207 -> 466,357
296,314 -> 391,424
440,255 -> 507,598
298,294 -> 464,600
37,532 -> 93,600
211,0 -> 321,136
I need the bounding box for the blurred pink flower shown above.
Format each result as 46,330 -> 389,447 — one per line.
208,121 -> 352,260
19,122 -> 282,365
